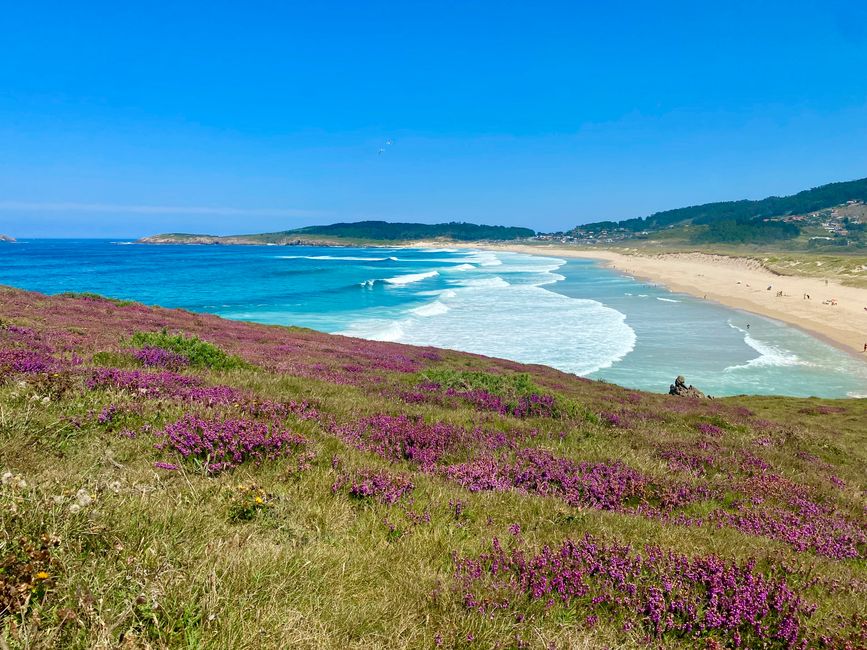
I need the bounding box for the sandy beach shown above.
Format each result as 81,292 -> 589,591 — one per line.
467,243 -> 867,357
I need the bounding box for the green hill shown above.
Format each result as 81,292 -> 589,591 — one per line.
139,221 -> 535,245
571,177 -> 867,247
579,177 -> 867,233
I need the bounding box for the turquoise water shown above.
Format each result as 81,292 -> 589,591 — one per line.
2,239 -> 866,398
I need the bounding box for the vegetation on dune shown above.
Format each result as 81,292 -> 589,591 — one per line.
690,218 -> 801,245
0,286 -> 865,648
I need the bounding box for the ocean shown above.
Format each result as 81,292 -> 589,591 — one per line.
2,239 -> 866,398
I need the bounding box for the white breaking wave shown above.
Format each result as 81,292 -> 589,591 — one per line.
384,270 -> 440,286
279,255 -> 391,261
725,323 -> 806,370
411,300 -> 450,317
535,272 -> 566,286
339,250 -> 636,377
453,277 -> 510,289
308,255 -> 390,261
656,297 -> 681,303
417,289 -> 458,299
467,251 -> 503,267
449,263 -> 476,271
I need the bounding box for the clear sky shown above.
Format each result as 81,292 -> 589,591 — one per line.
1,1 -> 866,237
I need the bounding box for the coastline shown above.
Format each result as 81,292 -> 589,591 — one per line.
458,243 -> 867,359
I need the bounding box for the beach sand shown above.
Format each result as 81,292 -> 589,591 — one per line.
460,243 -> 867,357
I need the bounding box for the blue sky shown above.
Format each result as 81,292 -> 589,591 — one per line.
1,1 -> 866,237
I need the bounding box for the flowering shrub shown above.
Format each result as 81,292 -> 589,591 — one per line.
153,415 -> 308,474
133,346 -> 190,369
97,404 -> 118,425
442,448 -> 652,511
87,368 -> 240,405
0,348 -> 57,374
696,422 -> 725,436
412,370 -> 562,418
455,535 -> 813,648
241,398 -> 321,422
333,415 -> 472,469
332,467 -> 415,505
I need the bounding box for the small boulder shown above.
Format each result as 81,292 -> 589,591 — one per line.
669,375 -> 705,398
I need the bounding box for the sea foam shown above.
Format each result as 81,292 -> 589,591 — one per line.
341,251 -> 636,376
384,271 -> 440,286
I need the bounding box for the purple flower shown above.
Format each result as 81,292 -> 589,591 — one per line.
152,415 -> 308,474
133,346 -> 190,369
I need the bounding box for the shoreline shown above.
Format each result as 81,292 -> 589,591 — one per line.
457,243 -> 867,360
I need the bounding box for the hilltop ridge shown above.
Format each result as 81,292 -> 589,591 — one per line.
139,221 -> 535,245
560,177 -> 867,249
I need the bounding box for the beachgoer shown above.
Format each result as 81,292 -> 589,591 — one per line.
746,324 -> 750,330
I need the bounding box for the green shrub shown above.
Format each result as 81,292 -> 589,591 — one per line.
127,330 -> 246,370
59,292 -> 135,307
419,369 -> 541,398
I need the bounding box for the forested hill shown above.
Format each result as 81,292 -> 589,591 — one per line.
291,220 -> 534,241
578,177 -> 867,233
139,220 -> 535,245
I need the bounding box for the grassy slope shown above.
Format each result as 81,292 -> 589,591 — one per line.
1,287 -> 865,649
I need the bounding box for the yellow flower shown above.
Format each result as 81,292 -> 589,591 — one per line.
35,571 -> 50,580
254,496 -> 264,505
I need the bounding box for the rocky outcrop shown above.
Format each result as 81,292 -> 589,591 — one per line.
137,235 -> 224,244
669,375 -> 706,398
0,234 -> 16,242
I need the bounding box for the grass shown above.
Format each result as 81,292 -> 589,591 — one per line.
0,288 -> 865,648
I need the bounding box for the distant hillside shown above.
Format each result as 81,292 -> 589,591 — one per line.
566,177 -> 867,248
140,220 -> 535,245
291,221 -> 534,241
0,234 -> 16,242
578,177 -> 867,234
